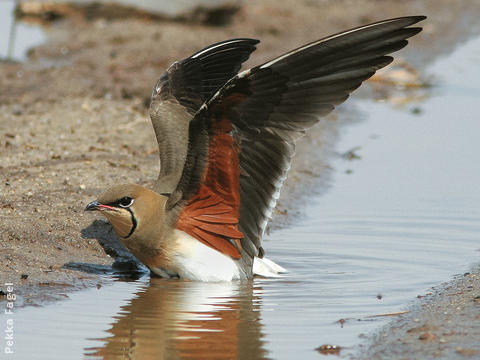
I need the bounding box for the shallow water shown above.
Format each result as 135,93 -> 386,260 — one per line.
6,33 -> 480,360
0,1 -> 45,61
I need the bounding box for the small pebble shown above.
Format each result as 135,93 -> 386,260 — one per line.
419,332 -> 436,341
315,344 -> 341,355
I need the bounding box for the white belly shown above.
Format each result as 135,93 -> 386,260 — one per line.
150,230 -> 243,281
150,230 -> 287,281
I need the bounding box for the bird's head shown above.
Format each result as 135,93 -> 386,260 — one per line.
85,183 -> 169,255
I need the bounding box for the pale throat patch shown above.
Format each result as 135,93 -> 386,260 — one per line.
103,210 -> 134,238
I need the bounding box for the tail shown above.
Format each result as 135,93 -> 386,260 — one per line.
253,257 -> 287,277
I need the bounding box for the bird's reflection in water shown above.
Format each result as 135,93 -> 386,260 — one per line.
85,278 -> 267,359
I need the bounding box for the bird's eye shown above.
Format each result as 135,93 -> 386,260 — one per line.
118,196 -> 134,208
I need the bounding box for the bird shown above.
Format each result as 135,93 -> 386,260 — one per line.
85,16 -> 426,281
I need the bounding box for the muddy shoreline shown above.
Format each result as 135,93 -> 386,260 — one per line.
356,266 -> 480,359
1,0 -> 480,358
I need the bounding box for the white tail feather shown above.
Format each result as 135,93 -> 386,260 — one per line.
253,257 -> 287,277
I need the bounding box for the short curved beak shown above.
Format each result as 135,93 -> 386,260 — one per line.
85,200 -> 100,211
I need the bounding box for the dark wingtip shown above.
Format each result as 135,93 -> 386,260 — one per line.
381,15 -> 426,28
406,15 -> 427,25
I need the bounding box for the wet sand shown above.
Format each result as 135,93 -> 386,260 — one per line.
357,267 -> 480,359
1,0 -> 480,357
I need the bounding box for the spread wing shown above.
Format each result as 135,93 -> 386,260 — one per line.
149,38 -> 259,194
166,16 -> 426,259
